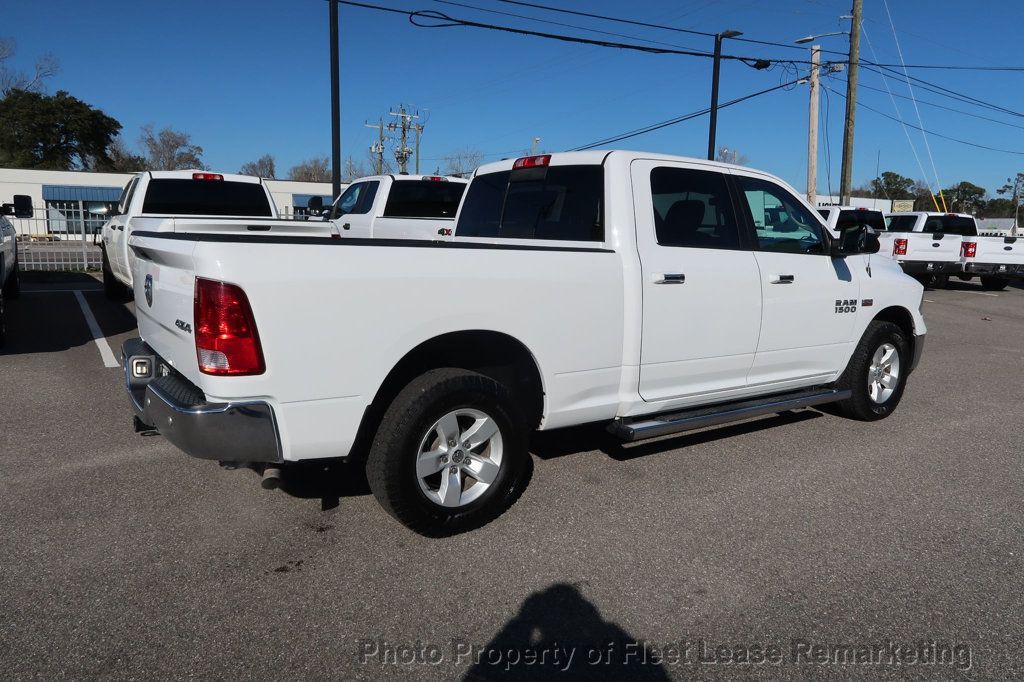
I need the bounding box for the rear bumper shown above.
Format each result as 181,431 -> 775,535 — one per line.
122,338 -> 282,463
898,260 -> 961,275
963,262 -> 1024,277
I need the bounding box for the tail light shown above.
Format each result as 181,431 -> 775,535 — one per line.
512,154 -> 551,169
893,238 -> 908,256
193,172 -> 223,181
961,241 -> 977,258
194,278 -> 265,375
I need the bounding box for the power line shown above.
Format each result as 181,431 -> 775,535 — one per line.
861,63 -> 1024,118
571,78 -> 802,151
855,80 -> 1024,132
824,85 -> 1024,156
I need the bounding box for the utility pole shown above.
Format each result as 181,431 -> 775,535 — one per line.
413,121 -> 424,174
530,137 -> 541,155
328,0 -> 341,200
708,30 -> 742,161
364,120 -> 386,175
839,0 -> 862,205
388,105 -> 419,174
806,45 -> 821,206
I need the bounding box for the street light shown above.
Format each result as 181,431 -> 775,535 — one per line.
707,29 -> 743,161
794,30 -> 848,44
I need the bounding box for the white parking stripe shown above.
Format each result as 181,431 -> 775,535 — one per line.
73,290 -> 119,368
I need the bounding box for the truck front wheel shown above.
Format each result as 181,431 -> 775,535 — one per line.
832,321 -> 909,421
366,368 -> 531,536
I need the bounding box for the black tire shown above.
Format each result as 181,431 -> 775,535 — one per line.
102,249 -> 122,300
0,289 -> 6,348
366,368 -> 531,536
3,255 -> 19,300
832,321 -> 909,421
980,275 -> 1008,291
932,274 -> 949,289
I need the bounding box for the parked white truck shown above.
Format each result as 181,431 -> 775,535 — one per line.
881,212 -> 975,286
123,151 -> 926,535
315,174 -> 468,239
0,195 -> 32,346
959,231 -> 1024,290
100,171 -> 280,298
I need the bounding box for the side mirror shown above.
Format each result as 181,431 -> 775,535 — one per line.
12,195 -> 33,219
307,196 -> 323,213
831,225 -> 879,257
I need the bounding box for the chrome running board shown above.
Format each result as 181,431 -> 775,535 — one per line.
609,387 -> 851,442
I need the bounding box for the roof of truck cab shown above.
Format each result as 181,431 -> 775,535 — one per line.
141,170 -> 263,184
474,150 -> 778,177
347,174 -> 468,184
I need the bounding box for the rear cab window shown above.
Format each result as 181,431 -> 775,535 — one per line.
456,165 -> 604,242
383,180 -> 466,219
836,209 -> 885,233
930,215 -> 977,236
885,215 -> 918,232
141,179 -> 273,216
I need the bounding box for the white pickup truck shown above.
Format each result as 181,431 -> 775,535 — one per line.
123,151 -> 926,535
880,212 -> 975,287
100,171 -> 280,298
0,195 -> 32,346
959,231 -> 1024,290
315,174 -> 467,239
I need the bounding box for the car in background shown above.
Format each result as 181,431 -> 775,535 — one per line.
316,174 -> 468,239
100,171 -> 280,298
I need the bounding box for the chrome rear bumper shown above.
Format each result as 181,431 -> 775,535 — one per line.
123,338 -> 282,463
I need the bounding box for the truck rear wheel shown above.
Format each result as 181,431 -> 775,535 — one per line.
832,321 -> 909,421
366,368 -> 530,536
980,276 -> 1008,291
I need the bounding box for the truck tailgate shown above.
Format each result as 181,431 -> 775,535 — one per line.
967,236 -> 1024,266
903,232 -> 960,262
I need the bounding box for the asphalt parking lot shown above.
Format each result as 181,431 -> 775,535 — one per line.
1,273 -> 1022,679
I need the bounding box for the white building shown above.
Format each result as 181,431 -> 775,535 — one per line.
812,194 -> 893,212
0,167 -> 335,237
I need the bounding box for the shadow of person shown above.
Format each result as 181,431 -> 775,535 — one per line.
463,583 -> 670,681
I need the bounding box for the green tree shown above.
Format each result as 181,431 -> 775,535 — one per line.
997,172 -> 1023,225
941,181 -> 987,214
0,89 -> 121,170
870,171 -> 915,200
981,197 -> 1014,218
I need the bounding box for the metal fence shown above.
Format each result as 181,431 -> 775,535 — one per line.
10,202 -> 108,271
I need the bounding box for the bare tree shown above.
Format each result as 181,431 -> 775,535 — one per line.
341,156 -> 370,182
441,147 -> 485,177
239,154 -> 276,178
0,37 -> 59,96
288,156 -> 332,183
715,146 -> 748,166
140,124 -> 205,170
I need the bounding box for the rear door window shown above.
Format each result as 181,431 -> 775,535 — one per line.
383,180 -> 466,218
456,165 -> 603,241
141,179 -> 273,216
649,167 -> 742,249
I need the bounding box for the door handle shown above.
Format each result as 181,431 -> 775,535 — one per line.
770,274 -> 795,284
654,273 -> 685,284
342,223 -> 351,230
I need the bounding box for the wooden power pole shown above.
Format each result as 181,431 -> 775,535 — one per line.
839,0 -> 862,205
806,45 -> 820,206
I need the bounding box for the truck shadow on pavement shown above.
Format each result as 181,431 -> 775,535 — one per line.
529,410 -> 822,462
463,583 -> 670,681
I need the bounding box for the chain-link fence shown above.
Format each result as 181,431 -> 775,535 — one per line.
10,202 -> 107,271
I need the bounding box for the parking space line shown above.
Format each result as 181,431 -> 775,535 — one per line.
73,290 -> 119,368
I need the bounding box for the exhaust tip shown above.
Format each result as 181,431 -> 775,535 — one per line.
261,466 -> 283,490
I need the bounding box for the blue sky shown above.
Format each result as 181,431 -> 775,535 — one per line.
4,0 -> 1022,194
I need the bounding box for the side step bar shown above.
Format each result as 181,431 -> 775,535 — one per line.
609,387 -> 851,442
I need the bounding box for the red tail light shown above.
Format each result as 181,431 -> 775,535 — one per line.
424,176 -> 447,182
193,172 -> 223,181
894,238 -> 908,256
512,154 -> 551,169
961,241 -> 977,258
194,278 -> 264,375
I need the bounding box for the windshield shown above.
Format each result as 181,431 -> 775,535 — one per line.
141,179 -> 273,216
